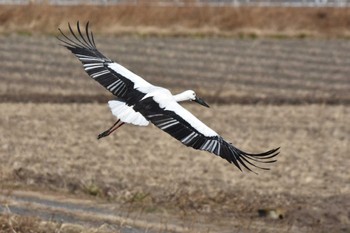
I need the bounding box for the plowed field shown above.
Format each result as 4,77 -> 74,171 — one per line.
0,35 -> 349,104
0,35 -> 349,232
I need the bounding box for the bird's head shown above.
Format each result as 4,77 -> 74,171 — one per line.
185,90 -> 210,108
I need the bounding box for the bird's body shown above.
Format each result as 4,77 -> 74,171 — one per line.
58,22 -> 279,173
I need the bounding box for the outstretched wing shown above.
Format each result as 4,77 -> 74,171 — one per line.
58,22 -> 153,104
137,97 -> 279,173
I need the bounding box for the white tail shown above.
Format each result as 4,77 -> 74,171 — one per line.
108,100 -> 149,126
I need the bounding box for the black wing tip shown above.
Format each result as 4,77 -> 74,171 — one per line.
243,147 -> 280,157
241,147 -> 279,173
225,144 -> 280,173
57,21 -> 96,49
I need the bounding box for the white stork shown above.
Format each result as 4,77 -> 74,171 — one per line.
58,22 -> 279,173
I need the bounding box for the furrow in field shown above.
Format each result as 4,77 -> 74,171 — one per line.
97,37 -> 350,57
0,72 -> 97,91
111,45 -> 350,71
1,59 -> 82,78
2,46 -> 349,89
144,73 -> 347,103
103,45 -> 350,79
1,59 -> 347,99
3,37 -> 350,77
4,36 -> 349,72
114,52 -> 350,84
104,38 -> 350,66
133,65 -> 349,94
1,36 -> 349,104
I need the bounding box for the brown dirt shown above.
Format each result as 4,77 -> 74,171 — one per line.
0,103 -> 349,232
0,33 -> 349,232
1,5 -> 350,37
0,36 -> 349,105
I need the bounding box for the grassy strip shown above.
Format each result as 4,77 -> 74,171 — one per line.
0,5 -> 350,37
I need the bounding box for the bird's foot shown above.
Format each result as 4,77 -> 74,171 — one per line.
97,130 -> 110,140
97,121 -> 124,140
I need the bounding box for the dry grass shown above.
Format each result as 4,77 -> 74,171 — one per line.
0,214 -> 118,233
1,5 -> 350,37
0,214 -> 48,233
0,103 -> 349,232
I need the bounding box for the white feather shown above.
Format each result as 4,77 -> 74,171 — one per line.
108,100 -> 149,126
108,63 -> 155,93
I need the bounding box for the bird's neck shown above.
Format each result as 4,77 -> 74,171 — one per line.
173,92 -> 190,102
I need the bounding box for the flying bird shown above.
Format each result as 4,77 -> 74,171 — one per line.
58,22 -> 279,173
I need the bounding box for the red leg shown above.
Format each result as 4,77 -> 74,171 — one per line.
108,122 -> 125,135
97,119 -> 124,140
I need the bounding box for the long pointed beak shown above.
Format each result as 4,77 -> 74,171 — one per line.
194,96 -> 210,108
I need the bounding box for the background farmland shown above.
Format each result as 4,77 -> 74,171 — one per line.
0,4 -> 349,233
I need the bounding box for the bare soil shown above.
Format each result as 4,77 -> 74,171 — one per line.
0,36 -> 349,105
0,103 -> 349,232
0,35 -> 349,232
